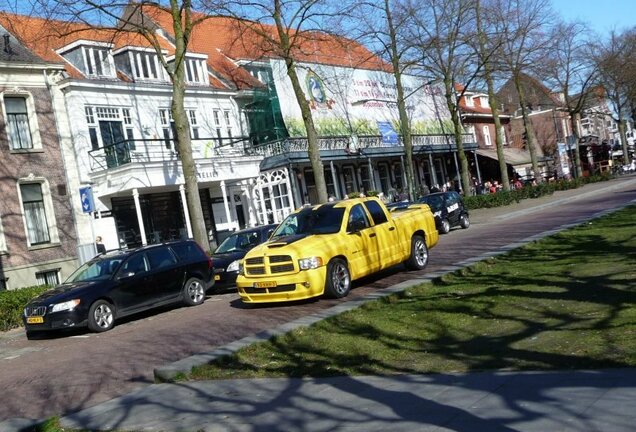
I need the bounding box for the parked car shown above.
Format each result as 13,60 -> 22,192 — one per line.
23,240 -> 213,337
236,197 -> 438,304
211,224 -> 277,290
417,191 -> 470,234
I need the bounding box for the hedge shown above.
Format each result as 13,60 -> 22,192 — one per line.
0,285 -> 49,332
463,173 -> 613,210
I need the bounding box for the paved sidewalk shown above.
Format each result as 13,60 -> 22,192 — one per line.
56,369 -> 636,431
3,175 -> 636,432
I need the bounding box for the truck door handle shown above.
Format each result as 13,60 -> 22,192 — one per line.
389,227 -> 395,231
369,233 -> 376,237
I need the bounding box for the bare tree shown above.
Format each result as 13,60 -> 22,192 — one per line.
474,0 -> 509,190
408,0 -> 480,194
30,0 -> 215,251
349,0 -> 419,199
220,0 -> 355,204
494,0 -> 555,181
542,20 -> 598,178
593,27 -> 636,166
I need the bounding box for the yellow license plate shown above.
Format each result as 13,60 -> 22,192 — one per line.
214,275 -> 221,281
27,316 -> 44,324
254,281 -> 277,288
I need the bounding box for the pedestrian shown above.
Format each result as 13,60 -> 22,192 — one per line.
95,236 -> 106,254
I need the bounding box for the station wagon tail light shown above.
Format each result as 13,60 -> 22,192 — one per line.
49,299 -> 81,313
298,256 -> 324,270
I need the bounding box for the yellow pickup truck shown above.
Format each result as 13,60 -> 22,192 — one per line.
236,197 -> 438,303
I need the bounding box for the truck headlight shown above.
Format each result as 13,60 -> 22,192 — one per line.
49,299 -> 81,313
226,260 -> 240,272
298,256 -> 324,270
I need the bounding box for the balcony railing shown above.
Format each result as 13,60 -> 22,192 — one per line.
88,137 -> 253,171
251,134 -> 474,158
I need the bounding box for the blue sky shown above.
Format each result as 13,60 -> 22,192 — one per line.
553,0 -> 635,36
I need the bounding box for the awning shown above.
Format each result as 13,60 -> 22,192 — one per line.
475,148 -> 551,166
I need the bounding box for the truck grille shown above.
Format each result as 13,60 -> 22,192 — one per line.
24,305 -> 47,316
245,255 -> 295,276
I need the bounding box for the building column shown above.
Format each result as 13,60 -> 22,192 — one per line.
367,158 -> 376,191
474,151 -> 482,185
288,164 -> 302,209
428,153 -> 438,187
228,187 -> 238,229
268,183 -> 279,223
283,166 -> 295,213
330,160 -> 340,199
132,188 -> 147,246
245,184 -> 259,227
178,184 -> 193,239
400,155 -> 408,190
258,178 -> 268,224
220,181 -> 232,229
453,151 -> 461,191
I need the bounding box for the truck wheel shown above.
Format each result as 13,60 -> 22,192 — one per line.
406,235 -> 429,270
324,258 -> 351,298
440,218 -> 451,234
460,214 -> 470,229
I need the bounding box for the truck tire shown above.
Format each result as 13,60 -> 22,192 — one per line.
324,258 -> 351,298
406,235 -> 429,270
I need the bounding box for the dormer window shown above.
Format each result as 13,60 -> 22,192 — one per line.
185,57 -> 208,84
131,50 -> 167,81
57,41 -> 115,79
83,46 -> 114,77
465,96 -> 474,107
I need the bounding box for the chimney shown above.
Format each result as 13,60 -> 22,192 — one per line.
3,34 -> 12,54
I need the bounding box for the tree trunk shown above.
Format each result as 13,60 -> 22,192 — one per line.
171,2 -> 209,251
513,74 -> 541,181
618,115 -> 631,166
569,112 -> 583,176
273,0 -> 327,203
476,0 -> 509,191
444,79 -> 471,194
385,0 -> 415,200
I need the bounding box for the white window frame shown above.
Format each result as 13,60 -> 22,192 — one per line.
483,125 -> 492,146
84,106 -> 136,149
223,110 -> 233,140
0,214 -> 7,252
81,46 -> 115,78
36,269 -> 60,286
465,96 -> 474,107
129,50 -> 167,81
1,91 -> 43,151
184,58 -> 209,85
17,178 -> 60,248
159,108 -> 200,147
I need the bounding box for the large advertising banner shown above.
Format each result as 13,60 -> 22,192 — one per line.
270,59 -> 451,137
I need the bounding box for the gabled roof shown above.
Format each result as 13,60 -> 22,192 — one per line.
0,12 -> 228,88
0,23 -> 49,65
136,3 -> 391,88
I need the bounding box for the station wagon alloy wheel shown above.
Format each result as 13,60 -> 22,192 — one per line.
88,300 -> 115,332
183,277 -> 206,306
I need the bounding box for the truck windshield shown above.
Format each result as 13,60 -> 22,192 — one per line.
271,206 -> 345,237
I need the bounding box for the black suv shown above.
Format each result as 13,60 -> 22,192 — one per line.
23,240 -> 213,337
418,191 -> 470,234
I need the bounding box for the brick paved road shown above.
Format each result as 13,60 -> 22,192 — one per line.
1,175 -> 635,422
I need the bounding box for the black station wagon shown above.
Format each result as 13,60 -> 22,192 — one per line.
23,240 -> 213,337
